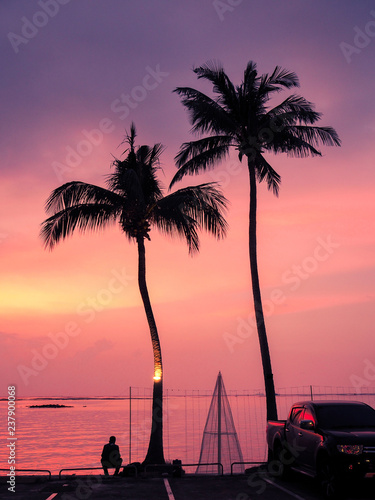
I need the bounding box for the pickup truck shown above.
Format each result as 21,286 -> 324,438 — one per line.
266,400 -> 375,498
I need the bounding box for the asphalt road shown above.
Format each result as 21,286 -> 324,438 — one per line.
0,473 -> 374,500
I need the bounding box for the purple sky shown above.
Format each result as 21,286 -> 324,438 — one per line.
1,0 -> 375,397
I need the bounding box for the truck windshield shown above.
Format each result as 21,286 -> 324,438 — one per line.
315,404 -> 375,429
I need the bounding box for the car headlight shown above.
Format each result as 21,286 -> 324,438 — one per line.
337,445 -> 363,455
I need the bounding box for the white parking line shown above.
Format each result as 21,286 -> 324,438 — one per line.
45,494 -> 58,500
163,477 -> 176,500
263,478 -> 307,500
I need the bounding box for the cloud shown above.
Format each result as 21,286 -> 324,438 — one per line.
72,338 -> 114,362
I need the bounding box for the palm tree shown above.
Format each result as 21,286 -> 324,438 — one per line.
170,61 -> 341,421
40,123 -> 228,464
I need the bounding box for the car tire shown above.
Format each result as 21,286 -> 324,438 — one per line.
269,444 -> 293,479
317,457 -> 344,499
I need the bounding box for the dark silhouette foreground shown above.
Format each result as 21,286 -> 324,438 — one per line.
40,124 -> 228,464
171,61 -> 341,421
101,436 -> 122,476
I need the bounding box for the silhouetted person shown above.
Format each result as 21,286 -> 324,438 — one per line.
101,436 -> 122,476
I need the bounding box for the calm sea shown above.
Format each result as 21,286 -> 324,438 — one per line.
1,389 -> 374,475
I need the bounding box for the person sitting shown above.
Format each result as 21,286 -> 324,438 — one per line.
101,436 -> 123,476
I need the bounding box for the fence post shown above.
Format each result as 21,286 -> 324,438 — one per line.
129,386 -> 132,463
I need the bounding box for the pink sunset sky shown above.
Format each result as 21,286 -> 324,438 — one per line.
1,0 -> 375,398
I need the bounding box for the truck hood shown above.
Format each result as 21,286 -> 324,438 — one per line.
324,428 -> 375,443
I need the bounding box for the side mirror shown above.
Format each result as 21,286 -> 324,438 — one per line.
300,419 -> 315,430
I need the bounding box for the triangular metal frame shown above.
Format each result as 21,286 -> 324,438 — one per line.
196,372 -> 244,474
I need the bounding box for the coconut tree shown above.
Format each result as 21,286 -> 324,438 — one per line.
170,61 -> 341,421
40,123 -> 227,464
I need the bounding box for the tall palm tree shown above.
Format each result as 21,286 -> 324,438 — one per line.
170,61 -> 341,421
41,123 -> 228,464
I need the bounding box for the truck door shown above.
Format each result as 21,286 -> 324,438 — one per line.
297,407 -> 323,473
285,406 -> 304,466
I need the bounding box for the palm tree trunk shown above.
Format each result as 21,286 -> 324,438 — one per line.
137,236 -> 165,465
248,160 -> 278,422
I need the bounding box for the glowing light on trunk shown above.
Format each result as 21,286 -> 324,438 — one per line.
153,367 -> 162,381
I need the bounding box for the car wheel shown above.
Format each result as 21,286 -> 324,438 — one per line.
317,457 -> 344,499
269,444 -> 293,479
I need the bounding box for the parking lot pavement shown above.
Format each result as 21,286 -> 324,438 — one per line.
0,474 -> 374,500
1,476 -> 307,500
169,475 -> 315,500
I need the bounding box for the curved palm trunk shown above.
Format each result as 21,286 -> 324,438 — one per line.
137,236 -> 165,465
248,159 -> 278,422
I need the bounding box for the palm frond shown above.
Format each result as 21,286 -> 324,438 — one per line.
136,143 -> 164,168
152,183 -> 228,253
193,61 -> 238,111
193,59 -> 224,81
254,156 -> 281,196
41,204 -> 118,249
263,120 -> 340,158
243,61 -> 259,97
258,66 -> 299,98
266,66 -> 299,88
45,182 -> 123,214
119,121 -> 137,155
294,125 -> 341,147
267,130 -> 321,157
170,137 -> 231,187
176,61 -> 340,167
150,203 -> 200,253
106,167 -> 144,201
42,125 -> 229,260
136,144 -> 164,204
175,135 -> 232,167
264,94 -> 322,125
174,87 -> 234,135
108,141 -> 164,207
147,143 -> 165,167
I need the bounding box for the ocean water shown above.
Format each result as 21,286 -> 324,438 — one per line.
1,388 -> 374,475
0,394 -> 267,474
